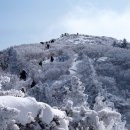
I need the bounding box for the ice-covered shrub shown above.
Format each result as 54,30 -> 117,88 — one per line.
28,82 -> 51,103
64,76 -> 88,107
46,76 -> 87,107
62,95 -> 127,130
0,89 -> 24,97
82,44 -> 110,60
0,75 -> 10,89
44,68 -> 63,81
0,105 -> 19,130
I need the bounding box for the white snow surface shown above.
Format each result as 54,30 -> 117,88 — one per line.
0,96 -> 39,125
0,96 -> 69,130
38,102 -> 54,124
69,54 -> 82,75
97,57 -> 108,62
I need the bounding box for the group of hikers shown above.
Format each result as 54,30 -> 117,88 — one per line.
40,38 -> 55,47
20,70 -> 37,93
39,55 -> 54,66
19,41 -> 55,92
40,40 -> 55,63
40,42 -> 50,49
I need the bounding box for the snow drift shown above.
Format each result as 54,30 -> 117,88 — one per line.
0,96 -> 69,130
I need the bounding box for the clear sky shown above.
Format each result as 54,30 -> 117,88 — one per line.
0,0 -> 130,50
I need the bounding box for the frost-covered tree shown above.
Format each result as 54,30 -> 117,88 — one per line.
64,76 -> 88,107
62,95 -> 127,130
0,105 -> 19,130
28,82 -> 51,103
46,76 -> 88,107
121,38 -> 127,48
7,120 -> 19,130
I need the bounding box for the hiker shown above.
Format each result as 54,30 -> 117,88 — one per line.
19,70 -> 27,81
50,56 -> 54,62
21,87 -> 26,93
46,43 -> 50,49
31,80 -> 36,88
50,39 -> 55,43
40,42 -> 44,44
39,61 -> 42,66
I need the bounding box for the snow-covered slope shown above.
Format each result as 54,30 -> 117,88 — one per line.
0,33 -> 130,129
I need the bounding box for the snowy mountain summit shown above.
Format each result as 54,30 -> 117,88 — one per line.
0,33 -> 130,130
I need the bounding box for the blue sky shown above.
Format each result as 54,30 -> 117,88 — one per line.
0,0 -> 130,50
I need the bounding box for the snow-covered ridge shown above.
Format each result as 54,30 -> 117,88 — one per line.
0,33 -> 130,129
56,34 -> 118,46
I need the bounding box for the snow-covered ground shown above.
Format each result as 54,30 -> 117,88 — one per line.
0,96 -> 69,130
69,54 -> 82,75
97,57 -> 108,62
0,90 -> 127,130
0,33 -> 129,129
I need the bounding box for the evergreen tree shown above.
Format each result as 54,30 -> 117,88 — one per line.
121,38 -> 127,48
64,76 -> 88,107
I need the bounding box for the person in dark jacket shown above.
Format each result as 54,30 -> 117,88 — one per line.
21,87 -> 26,93
46,43 -> 50,49
39,61 -> 42,66
50,56 -> 54,62
19,70 -> 27,81
50,39 -> 56,43
40,42 -> 44,44
31,80 -> 36,88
